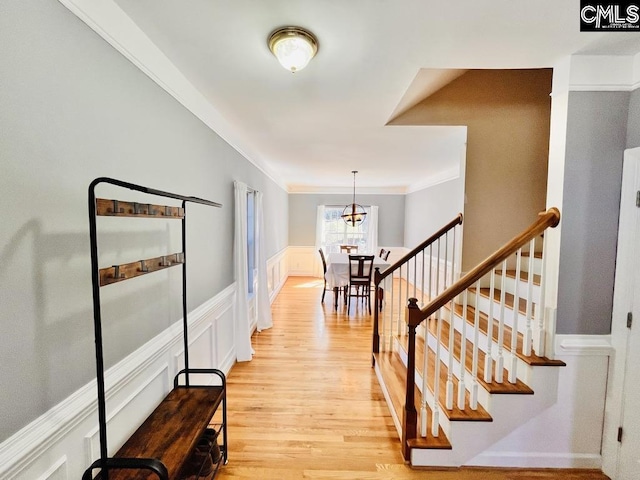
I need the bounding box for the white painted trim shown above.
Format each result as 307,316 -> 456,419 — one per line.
56,0 -> 288,193
556,334 -> 613,356
267,247 -> 288,302
0,284 -> 236,480
35,456 -> 67,480
569,55 -> 636,92
468,451 -> 602,469
288,185 -> 408,195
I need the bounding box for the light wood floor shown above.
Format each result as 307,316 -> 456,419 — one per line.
215,277 -> 609,480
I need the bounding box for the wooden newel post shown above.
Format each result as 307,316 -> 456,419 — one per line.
372,267 -> 382,358
402,297 -> 420,460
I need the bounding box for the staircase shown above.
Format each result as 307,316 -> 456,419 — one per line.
372,208 -> 564,466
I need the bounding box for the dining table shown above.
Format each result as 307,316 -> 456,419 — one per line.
325,252 -> 391,309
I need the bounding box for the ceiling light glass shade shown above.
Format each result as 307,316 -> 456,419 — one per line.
268,27 -> 318,73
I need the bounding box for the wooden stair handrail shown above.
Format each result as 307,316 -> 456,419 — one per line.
410,207 -> 560,327
375,213 -> 463,286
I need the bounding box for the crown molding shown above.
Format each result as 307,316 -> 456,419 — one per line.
568,54 -> 639,92
288,185 -> 408,195
57,0 -> 288,192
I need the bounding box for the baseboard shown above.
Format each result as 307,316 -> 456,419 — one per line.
0,284 -> 236,480
467,451 -> 602,469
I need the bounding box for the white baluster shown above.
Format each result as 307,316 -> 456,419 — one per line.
390,275 -> 395,352
470,280 -> 481,410
509,249 -> 522,383
428,244 -> 433,302
458,290 -> 468,409
495,260 -> 507,383
443,232 -> 454,410
420,400 -> 427,437
421,311 -> 429,437
484,270 -> 495,383
397,265 -> 403,337
535,235 -> 548,357
420,249 -> 424,307
432,307 -> 443,436
413,256 -> 418,300
523,239 -> 535,356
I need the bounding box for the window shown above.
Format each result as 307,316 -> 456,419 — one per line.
319,205 -> 372,254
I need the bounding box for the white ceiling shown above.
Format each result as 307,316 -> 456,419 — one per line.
110,0 -> 640,192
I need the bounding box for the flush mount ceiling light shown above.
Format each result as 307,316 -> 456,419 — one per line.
342,171 -> 367,227
268,26 -> 318,73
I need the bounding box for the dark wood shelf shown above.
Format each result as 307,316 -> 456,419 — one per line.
96,198 -> 184,219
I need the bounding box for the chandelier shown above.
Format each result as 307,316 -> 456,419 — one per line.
341,171 -> 367,227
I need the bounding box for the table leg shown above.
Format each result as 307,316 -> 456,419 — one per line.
334,287 -> 339,309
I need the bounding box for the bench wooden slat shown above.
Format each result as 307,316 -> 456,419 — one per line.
102,386 -> 224,480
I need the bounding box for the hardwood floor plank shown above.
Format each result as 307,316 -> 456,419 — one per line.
215,277 -> 608,480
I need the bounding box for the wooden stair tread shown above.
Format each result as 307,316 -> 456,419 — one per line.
374,351 -> 452,450
400,319 -> 533,396
520,251 -> 543,259
452,303 -> 566,367
105,386 -> 224,480
396,335 -> 493,421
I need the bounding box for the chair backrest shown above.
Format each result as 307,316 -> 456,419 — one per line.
318,248 -> 327,274
348,255 -> 375,284
381,249 -> 390,261
340,245 -> 358,253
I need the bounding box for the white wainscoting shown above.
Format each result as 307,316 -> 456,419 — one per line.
287,246 -> 407,279
467,334 -> 613,469
267,247 -> 288,302
0,284 -> 237,480
287,246 -> 321,277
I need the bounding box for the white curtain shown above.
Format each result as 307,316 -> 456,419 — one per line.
315,205 -> 325,252
315,205 -> 325,277
233,181 -> 253,362
366,205 -> 379,254
255,192 -> 273,332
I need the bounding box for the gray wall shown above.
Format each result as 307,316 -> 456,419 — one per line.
289,193 -> 405,246
404,177 -> 465,251
557,91 -> 629,335
0,0 -> 287,441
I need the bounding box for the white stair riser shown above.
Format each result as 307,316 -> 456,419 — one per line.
467,290 -> 539,337
410,368 -> 560,467
494,273 -> 541,304
519,254 -> 542,276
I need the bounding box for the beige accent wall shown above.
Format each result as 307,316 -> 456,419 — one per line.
391,69 -> 552,271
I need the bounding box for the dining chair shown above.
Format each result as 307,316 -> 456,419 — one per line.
376,250 -> 390,311
340,245 -> 358,253
346,255 -> 375,314
381,249 -> 390,261
319,248 -> 345,306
